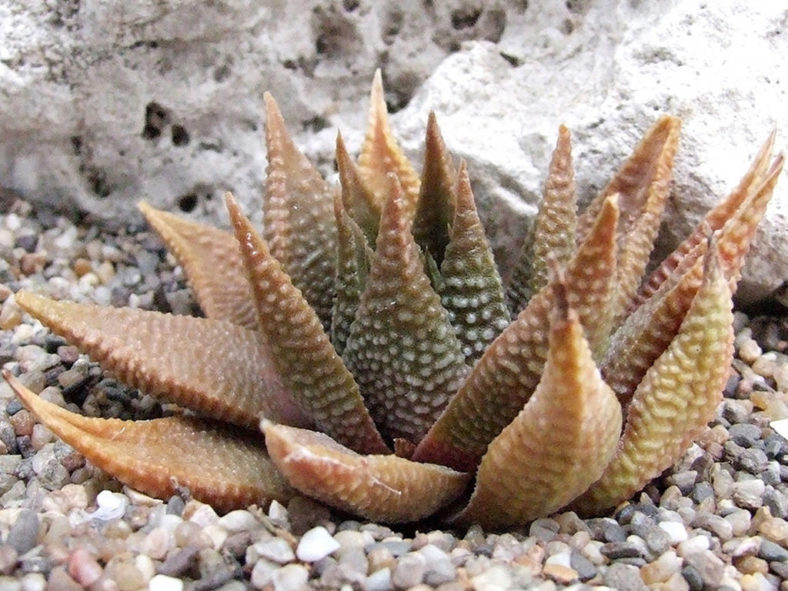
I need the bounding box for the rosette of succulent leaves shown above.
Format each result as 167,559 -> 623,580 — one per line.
6,72 -> 782,528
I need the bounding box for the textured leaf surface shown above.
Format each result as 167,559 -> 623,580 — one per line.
6,371 -> 293,512
439,162 -> 510,362
264,422 -> 469,523
336,132 -> 381,245
507,124 -> 576,312
263,93 -> 337,329
413,195 -> 619,471
413,112 -> 457,264
357,70 -> 421,216
331,193 -> 372,355
452,284 -> 621,528
225,194 -> 389,455
343,177 -> 470,443
15,292 -> 309,428
574,247 -> 734,515
139,202 -> 258,330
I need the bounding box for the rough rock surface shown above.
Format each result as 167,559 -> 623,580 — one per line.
0,0 -> 786,304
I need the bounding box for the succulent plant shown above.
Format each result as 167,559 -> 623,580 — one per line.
5,72 -> 783,529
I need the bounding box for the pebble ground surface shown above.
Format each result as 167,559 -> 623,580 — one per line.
0,196 -> 786,591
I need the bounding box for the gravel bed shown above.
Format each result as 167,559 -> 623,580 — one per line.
0,196 -> 786,591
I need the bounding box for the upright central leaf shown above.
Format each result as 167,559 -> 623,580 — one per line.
343,175 -> 470,444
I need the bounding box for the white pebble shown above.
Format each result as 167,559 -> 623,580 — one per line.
218,510 -> 259,532
271,564 -> 309,591
658,520 -> 688,545
250,559 -> 277,589
149,574 -> 184,591
365,568 -> 391,591
20,573 -> 45,591
202,524 -> 228,551
296,526 -> 340,562
677,535 -> 710,557
254,538 -> 295,564
90,490 -> 128,521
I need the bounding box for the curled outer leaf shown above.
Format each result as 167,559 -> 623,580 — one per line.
451,282 -> 622,529
573,244 -> 734,515
139,202 -> 258,330
14,292 -> 309,429
225,193 -> 389,455
4,371 -> 293,512
263,422 -> 469,524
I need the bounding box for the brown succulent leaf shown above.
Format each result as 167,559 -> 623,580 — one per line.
438,162 -> 510,362
573,244 -> 734,515
603,242 -> 708,408
225,193 -> 389,455
577,116 -> 681,244
336,132 -> 381,245
138,202 -> 258,330
357,70 -> 421,217
263,422 -> 469,523
331,192 -> 373,355
263,92 -> 337,329
452,282 -> 622,529
413,195 -> 619,471
14,291 -> 309,429
636,130 -> 777,304
413,112 -> 457,264
342,176 -> 470,443
601,117 -> 681,323
5,371 -> 293,512
507,124 -> 577,313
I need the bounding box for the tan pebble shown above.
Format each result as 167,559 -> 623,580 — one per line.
758,517 -> 788,544
48,565 -> 83,591
10,410 -> 34,437
741,572 -> 774,591
202,524 -> 228,551
542,563 -> 578,584
113,561 -> 146,591
20,252 -> 46,275
67,547 -> 103,586
143,528 -> 173,560
183,500 -> 219,527
134,554 -> 155,584
0,299 -> 22,330
72,258 -> 92,277
640,551 -> 681,584
735,554 -> 769,575
738,338 -> 763,364
96,261 -> 115,284
0,284 -> 12,302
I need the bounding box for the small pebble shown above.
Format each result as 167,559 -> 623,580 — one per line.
296,526 -> 340,562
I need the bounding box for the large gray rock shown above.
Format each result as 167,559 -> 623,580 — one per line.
0,0 -> 785,304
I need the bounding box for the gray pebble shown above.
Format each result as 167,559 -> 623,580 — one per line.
732,478 -> 765,510
600,541 -> 644,560
667,470 -> 697,494
644,526 -> 671,555
391,553 -> 425,588
681,564 -> 704,591
692,513 -> 733,541
690,481 -> 715,505
736,448 -> 769,474
529,518 -> 560,541
603,562 -> 647,591
728,423 -> 762,447
683,551 -> 724,588
569,550 -> 596,581
763,486 -> 788,518
758,538 -> 788,562
6,510 -> 38,555
587,518 -> 627,542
